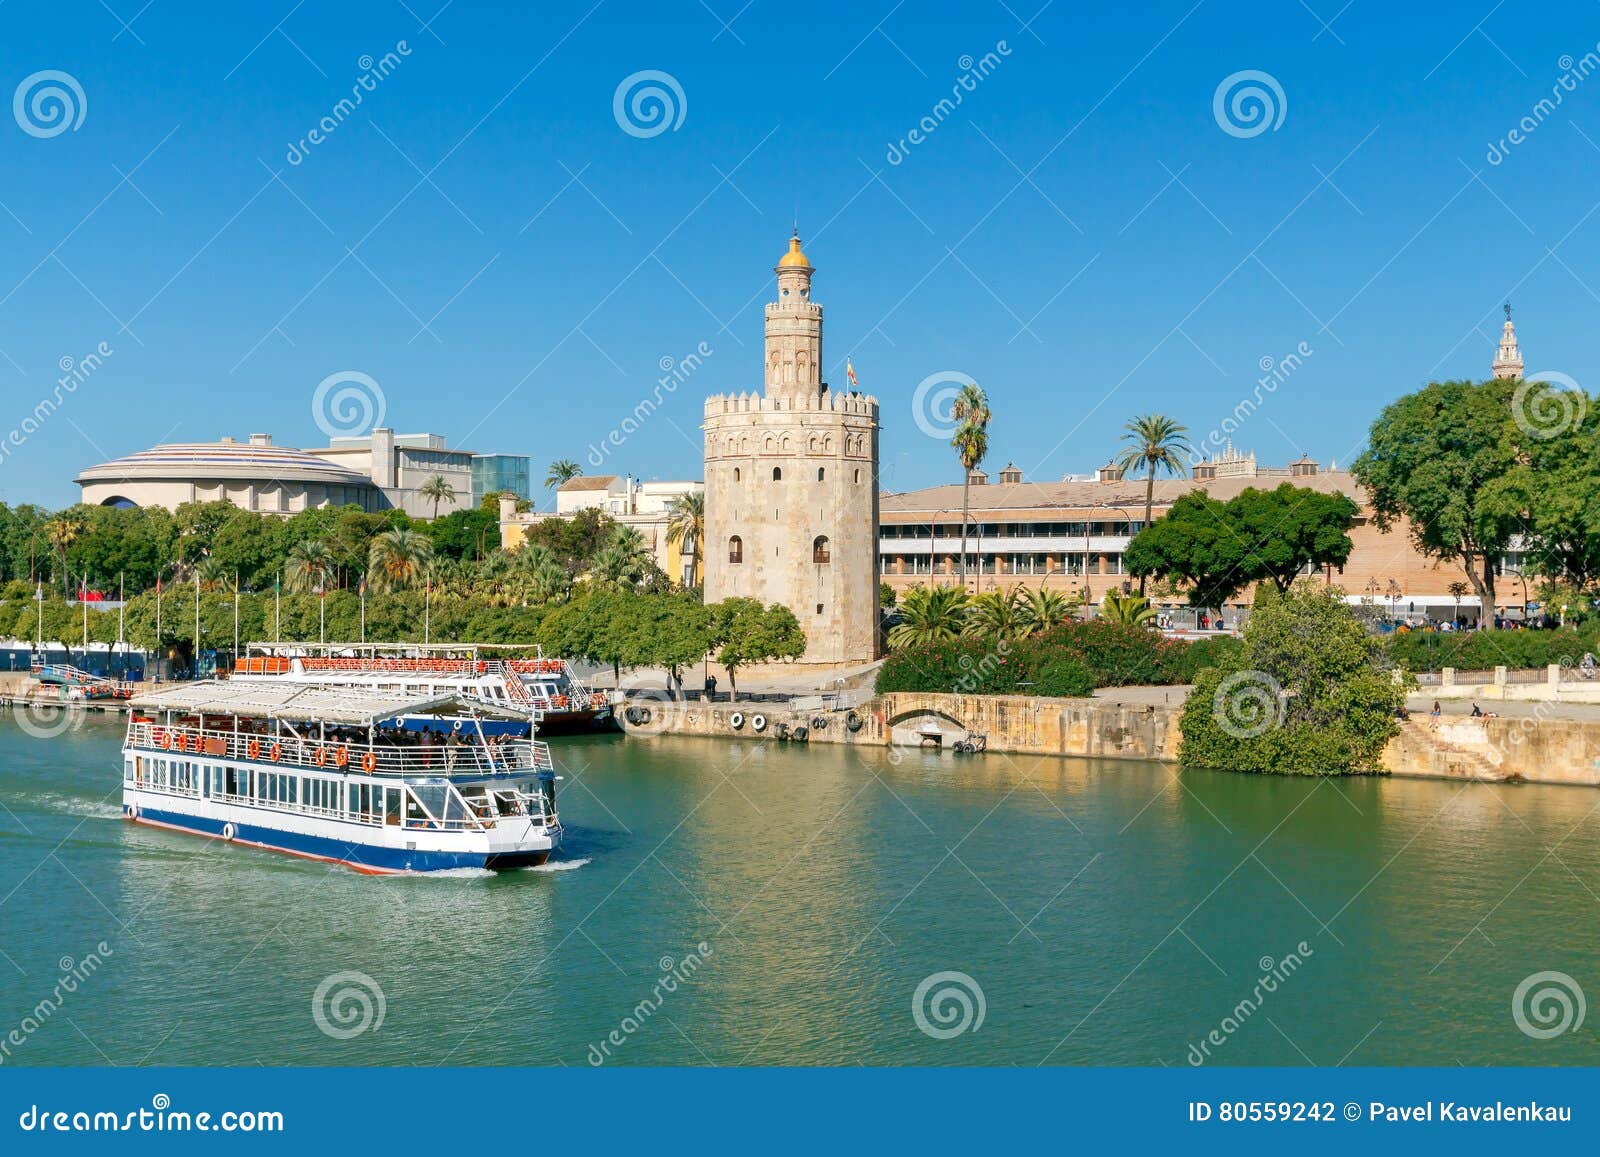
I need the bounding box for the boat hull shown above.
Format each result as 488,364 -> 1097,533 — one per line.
124,797 -> 556,875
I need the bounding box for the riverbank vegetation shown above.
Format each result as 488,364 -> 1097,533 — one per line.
1180,585 -> 1408,776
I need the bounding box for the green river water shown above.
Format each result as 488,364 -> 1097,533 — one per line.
1,714 -> 1596,1066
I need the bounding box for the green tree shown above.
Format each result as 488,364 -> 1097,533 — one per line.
1352,379 -> 1523,614
429,506 -> 499,562
545,459 -> 582,490
284,539 -> 335,594
1017,586 -> 1071,636
591,526 -> 651,589
1179,584 -> 1408,775
887,584 -> 970,649
419,474 -> 457,520
1099,590 -> 1157,627
664,490 -> 706,588
708,597 -> 806,696
618,590 -> 712,696
950,383 -> 991,589
367,527 -> 434,591
966,588 -> 1025,641
1122,491 -> 1242,606
1114,414 -> 1190,593
44,513 -> 88,595
1228,483 -> 1359,591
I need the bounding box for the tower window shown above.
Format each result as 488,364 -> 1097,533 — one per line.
733,467 -> 741,482
854,469 -> 862,484
816,603 -> 824,615
728,536 -> 743,564
772,467 -> 782,481
813,536 -> 831,564
817,467 -> 825,481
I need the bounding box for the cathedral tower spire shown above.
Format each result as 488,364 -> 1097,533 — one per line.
1492,302 -> 1524,380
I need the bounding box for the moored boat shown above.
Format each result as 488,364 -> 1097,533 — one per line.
122,682 -> 562,874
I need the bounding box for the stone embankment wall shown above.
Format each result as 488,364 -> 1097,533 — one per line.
625,686 -> 1600,788
1423,664 -> 1600,704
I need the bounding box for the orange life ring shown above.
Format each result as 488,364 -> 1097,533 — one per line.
161,731 -> 173,750
315,747 -> 328,767
334,746 -> 349,769
361,751 -> 377,773
247,739 -> 261,761
269,743 -> 282,763
175,732 -> 188,753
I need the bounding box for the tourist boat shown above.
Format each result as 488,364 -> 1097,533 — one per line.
229,642 -> 612,734
122,681 -> 562,874
30,660 -> 134,701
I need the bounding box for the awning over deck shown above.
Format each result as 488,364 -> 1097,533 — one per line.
128,681 -> 524,727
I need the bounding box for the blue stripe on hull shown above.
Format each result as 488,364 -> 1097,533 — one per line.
127,805 -> 550,874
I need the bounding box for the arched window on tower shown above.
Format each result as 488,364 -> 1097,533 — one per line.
733,467 -> 741,482
813,535 -> 831,564
728,536 -> 744,564
772,467 -> 782,481
817,467 -> 825,481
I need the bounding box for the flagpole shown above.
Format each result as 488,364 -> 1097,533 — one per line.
274,573 -> 281,643
194,568 -> 201,679
424,580 -> 431,645
81,575 -> 87,652
118,572 -> 125,647
232,572 -> 240,672
360,577 -> 366,644
35,582 -> 43,654
156,572 -> 163,680
319,588 -> 325,644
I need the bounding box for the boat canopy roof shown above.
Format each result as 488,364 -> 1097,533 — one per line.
128,681 -> 529,727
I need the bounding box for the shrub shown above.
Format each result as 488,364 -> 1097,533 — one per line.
1385,628 -> 1595,673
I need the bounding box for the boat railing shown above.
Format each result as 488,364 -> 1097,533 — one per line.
125,721 -> 554,777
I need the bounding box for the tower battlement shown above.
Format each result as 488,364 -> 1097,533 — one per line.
703,389 -> 880,418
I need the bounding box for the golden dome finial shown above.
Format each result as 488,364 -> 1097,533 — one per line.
777,232 -> 812,270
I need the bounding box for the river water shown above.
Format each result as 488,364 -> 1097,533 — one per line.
1,715 -> 1596,1066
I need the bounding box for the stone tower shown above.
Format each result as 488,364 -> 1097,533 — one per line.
1492,303 -> 1524,379
702,234 -> 881,664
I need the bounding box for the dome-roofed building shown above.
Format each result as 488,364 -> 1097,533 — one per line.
76,434 -> 380,514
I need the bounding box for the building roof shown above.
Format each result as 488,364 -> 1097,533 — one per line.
777,234 -> 812,269
558,475 -> 620,491
879,470 -> 1367,517
128,681 -> 525,726
76,439 -> 372,488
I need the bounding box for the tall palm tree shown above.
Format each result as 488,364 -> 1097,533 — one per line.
1018,586 -> 1071,637
198,557 -> 233,593
367,527 -> 434,592
545,459 -> 582,490
887,585 -> 971,649
951,383 -> 992,591
664,490 -> 706,588
1114,414 -> 1190,593
517,543 -> 570,604
284,539 -> 335,595
45,514 -> 87,596
419,474 -> 457,520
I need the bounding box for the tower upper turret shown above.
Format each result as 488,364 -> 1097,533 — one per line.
765,231 -> 822,401
1492,302 -> 1524,380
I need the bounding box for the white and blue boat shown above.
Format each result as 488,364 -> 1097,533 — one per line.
122,682 -> 561,874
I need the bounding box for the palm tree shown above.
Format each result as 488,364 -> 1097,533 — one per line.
284,539 -> 335,595
1099,590 -> 1158,627
366,527 -> 434,592
966,589 -> 1025,641
44,515 -> 87,596
591,526 -> 651,589
517,544 -> 570,603
197,557 -> 233,593
951,383 -> 992,591
545,459 -> 582,490
1114,414 -> 1190,594
887,585 -> 971,649
419,474 -> 457,520
664,490 -> 706,588
1018,587 -> 1072,637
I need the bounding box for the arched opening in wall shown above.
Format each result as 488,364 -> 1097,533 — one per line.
813,535 -> 831,564
817,467 -> 825,481
728,536 -> 744,564
733,467 -> 741,482
772,467 -> 782,481
854,469 -> 862,484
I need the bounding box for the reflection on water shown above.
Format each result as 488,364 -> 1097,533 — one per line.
1,717 -> 1597,1066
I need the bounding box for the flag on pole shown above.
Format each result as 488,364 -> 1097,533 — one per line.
846,359 -> 858,388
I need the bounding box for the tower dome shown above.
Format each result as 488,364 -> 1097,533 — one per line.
776,233 -> 812,270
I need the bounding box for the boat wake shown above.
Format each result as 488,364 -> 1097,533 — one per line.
24,793 -> 124,821
525,856 -> 590,873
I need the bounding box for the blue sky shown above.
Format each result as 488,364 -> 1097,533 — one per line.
2,0 -> 1599,507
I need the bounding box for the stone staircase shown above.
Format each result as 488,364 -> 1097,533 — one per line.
1388,718 -> 1507,781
